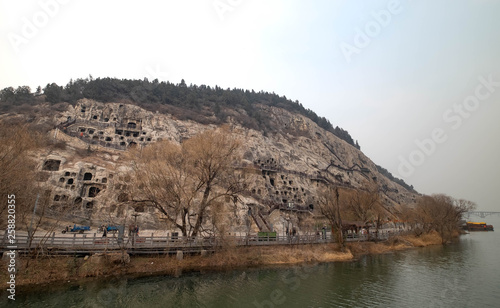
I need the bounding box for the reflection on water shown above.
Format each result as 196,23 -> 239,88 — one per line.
5,219 -> 500,308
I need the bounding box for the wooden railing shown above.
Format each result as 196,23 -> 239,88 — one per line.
1,230 -> 402,255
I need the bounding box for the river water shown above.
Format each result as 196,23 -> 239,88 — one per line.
6,216 -> 500,308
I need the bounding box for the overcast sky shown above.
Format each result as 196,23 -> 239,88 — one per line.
1,0 -> 499,211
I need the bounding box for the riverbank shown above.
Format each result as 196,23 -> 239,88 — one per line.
1,232 -> 442,288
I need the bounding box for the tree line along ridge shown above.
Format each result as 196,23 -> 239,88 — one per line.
0,77 -> 360,149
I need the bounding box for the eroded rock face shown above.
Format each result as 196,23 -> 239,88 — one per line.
33,99 -> 418,234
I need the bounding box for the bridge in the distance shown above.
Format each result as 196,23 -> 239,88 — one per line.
465,211 -> 500,219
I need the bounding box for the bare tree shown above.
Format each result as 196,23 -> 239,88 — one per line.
0,124 -> 36,218
371,198 -> 392,242
413,194 -> 476,244
346,182 -> 380,224
318,186 -> 348,249
453,198 -> 477,218
399,204 -> 419,234
345,182 -> 393,241
0,122 -> 60,265
128,127 -> 246,237
0,123 -> 49,231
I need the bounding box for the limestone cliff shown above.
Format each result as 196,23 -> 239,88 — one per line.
25,99 -> 418,234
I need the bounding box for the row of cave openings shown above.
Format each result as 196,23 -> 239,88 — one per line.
80,105 -> 121,124
58,172 -> 107,184
262,171 -> 312,207
54,195 -> 94,209
79,105 -> 153,147
81,104 -> 142,125
255,157 -> 279,170
42,159 -> 109,208
76,126 -> 154,148
252,157 -> 317,208
115,128 -> 155,145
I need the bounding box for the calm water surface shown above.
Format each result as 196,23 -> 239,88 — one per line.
5,217 -> 500,307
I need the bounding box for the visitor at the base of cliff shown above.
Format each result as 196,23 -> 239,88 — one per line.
102,228 -> 107,237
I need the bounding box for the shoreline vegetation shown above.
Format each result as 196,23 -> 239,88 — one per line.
2,232 -> 443,290
0,108 -> 474,294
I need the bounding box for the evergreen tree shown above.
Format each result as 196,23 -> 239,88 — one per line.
43,83 -> 63,103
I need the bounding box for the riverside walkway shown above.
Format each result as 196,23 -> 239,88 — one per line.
0,230 -> 399,256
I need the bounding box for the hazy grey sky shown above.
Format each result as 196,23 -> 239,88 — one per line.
1,0 -> 499,211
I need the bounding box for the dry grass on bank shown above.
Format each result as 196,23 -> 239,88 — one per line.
180,244 -> 354,271
347,231 -> 442,257
398,231 -> 442,247
1,245 -> 354,287
1,233 -> 444,288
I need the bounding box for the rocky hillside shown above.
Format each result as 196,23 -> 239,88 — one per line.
15,98 -> 418,235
